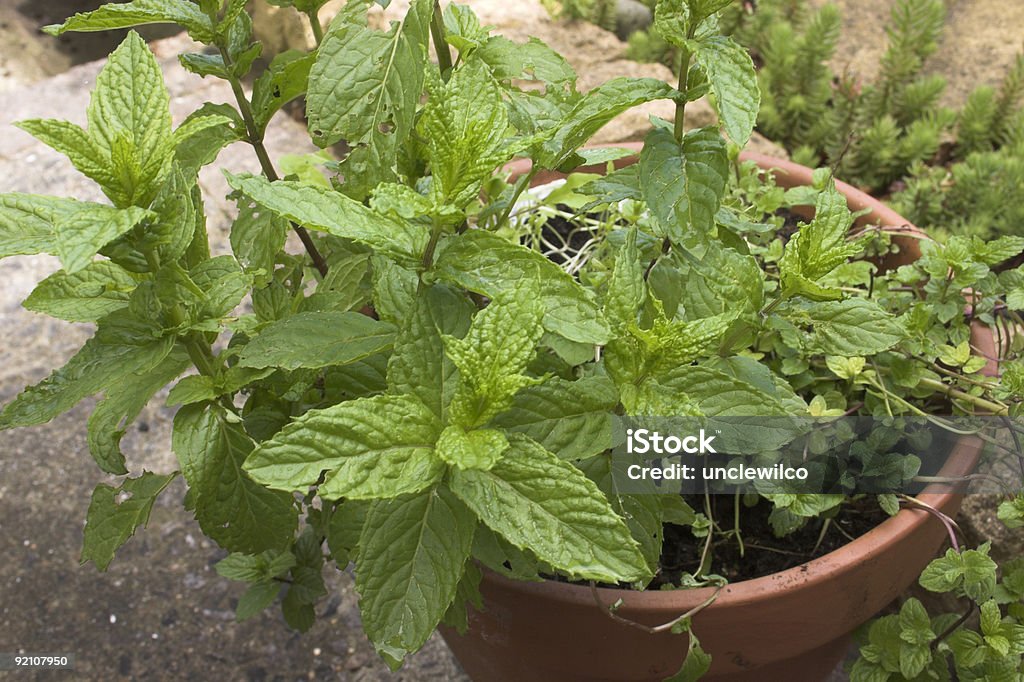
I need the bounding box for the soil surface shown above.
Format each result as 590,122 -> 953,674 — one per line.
656,497 -> 888,588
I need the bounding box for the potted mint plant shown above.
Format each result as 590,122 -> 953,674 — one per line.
2,0 -> 1022,680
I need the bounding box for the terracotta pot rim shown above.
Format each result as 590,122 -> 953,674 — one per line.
492,145 -> 986,613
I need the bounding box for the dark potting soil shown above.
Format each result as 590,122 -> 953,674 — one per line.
649,495 -> 888,590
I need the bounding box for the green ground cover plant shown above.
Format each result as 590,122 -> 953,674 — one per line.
552,0 -> 1024,243
0,0 -> 1022,679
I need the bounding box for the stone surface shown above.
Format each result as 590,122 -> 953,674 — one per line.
0,42 -> 464,682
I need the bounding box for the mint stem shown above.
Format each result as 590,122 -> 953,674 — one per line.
219,47 -> 330,278
431,1 -> 453,77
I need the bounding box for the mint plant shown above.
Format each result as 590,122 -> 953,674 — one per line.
1,1 -> 1022,679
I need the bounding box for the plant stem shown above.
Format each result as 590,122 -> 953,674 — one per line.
931,603 -> 975,650
219,48 -> 330,278
496,168 -> 539,228
421,217 -> 444,273
733,491 -> 745,558
431,1 -> 453,76
672,26 -> 697,143
916,377 -> 1009,415
305,10 -> 324,45
588,582 -> 721,635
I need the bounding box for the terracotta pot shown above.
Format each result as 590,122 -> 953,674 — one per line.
440,150 -> 992,681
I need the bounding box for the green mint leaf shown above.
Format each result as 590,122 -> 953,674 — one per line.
166,375 -> 220,407
56,205 -> 155,274
477,36 -> 577,88
178,53 -> 228,79
492,376 -> 618,460
436,425 -> 509,471
639,126 -> 729,241
308,252 -> 372,313
171,404 -> 298,554
450,433 -> 650,583
23,261 -> 137,322
225,174 -> 429,264
659,364 -> 788,416
444,282 -> 545,428
81,471 -> 178,570
44,0 -> 215,42
878,493 -> 900,516
899,643 -> 932,680
327,499 -> 370,565
538,78 -> 678,169
0,310 -> 174,430
434,230 -> 610,344
577,165 -> 641,211
215,550 -> 296,582
170,112 -> 235,151
387,285 -> 475,422
306,0 -> 432,149
579,454 -> 664,573
616,377 -> 701,417
0,194 -> 85,259
472,526 -> 542,581
663,628 -> 712,682
187,256 -> 251,324
419,60 -> 512,210
603,226 -> 645,331
969,235 -> 1024,266
779,184 -> 865,300
244,394 -> 443,500
229,193 -> 287,287
442,4 -> 491,53
653,0 -> 691,49
693,35 -> 759,146
235,582 -> 281,622
785,299 -> 907,357
281,589 -> 315,632
370,183 -> 433,220
15,119 -> 114,192
441,562 -> 483,635
692,0 -> 735,23
678,242 -> 764,318
506,88 -> 580,138
616,309 -> 737,380
173,104 -> 245,176
371,256 -> 418,324
898,598 -> 934,646
252,50 -> 315,133
88,348 -> 189,474
356,487 -> 476,664
920,544 -> 998,602
238,311 -> 395,371
998,494 -> 1024,529
98,164 -> 198,270
86,32 -> 174,207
